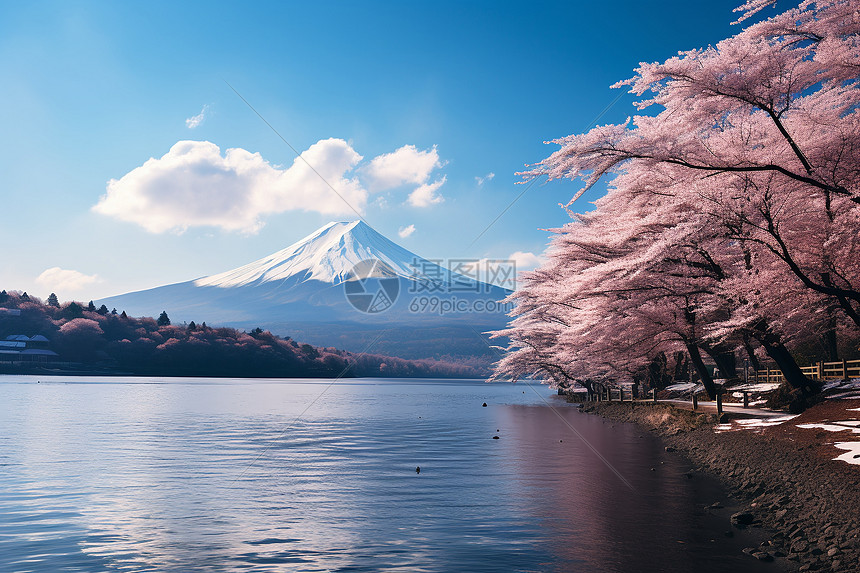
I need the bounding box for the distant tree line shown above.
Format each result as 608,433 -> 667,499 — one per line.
0,291 -> 483,378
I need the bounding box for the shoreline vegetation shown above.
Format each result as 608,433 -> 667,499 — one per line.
573,398 -> 860,572
0,290 -> 486,379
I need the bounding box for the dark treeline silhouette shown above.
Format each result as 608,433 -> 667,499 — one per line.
0,291 -> 483,378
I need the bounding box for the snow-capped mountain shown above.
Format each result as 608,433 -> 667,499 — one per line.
194,220 -> 454,289
97,221 -> 512,360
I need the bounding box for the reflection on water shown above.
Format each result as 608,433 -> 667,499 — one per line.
0,377 -> 773,572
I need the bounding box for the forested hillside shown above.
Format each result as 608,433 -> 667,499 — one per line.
0,290 -> 483,378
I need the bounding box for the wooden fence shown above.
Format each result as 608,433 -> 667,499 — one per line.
753,359 -> 860,384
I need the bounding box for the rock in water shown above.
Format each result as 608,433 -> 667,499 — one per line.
731,512 -> 755,527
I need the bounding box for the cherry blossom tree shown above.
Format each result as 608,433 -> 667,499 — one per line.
497,0 -> 858,396
525,0 -> 860,327
495,182 -> 746,398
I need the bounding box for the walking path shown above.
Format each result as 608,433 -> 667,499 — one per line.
628,398 -> 788,418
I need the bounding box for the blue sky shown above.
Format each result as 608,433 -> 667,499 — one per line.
1,0 -> 747,301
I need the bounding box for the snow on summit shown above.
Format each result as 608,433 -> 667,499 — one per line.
195,220 -> 436,288
95,219 -> 513,358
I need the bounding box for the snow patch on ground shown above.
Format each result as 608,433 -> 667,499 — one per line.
833,442 -> 860,466
796,422 -> 860,434
715,414 -> 799,433
730,391 -> 769,405
732,383 -> 781,393
828,392 -> 860,399
823,378 -> 860,391
824,380 -> 860,399
735,415 -> 799,428
665,382 -> 696,392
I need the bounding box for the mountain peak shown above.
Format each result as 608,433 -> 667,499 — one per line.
97,219 -> 513,358
194,220 -> 422,288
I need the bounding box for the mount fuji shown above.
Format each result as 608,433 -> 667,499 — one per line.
97,221 -> 513,360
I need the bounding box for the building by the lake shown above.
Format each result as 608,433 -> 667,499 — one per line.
0,334 -> 59,364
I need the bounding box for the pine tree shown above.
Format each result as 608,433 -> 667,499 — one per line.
63,302 -> 84,319
47,293 -> 60,307
97,304 -> 109,315
87,301 -> 96,312
157,311 -> 171,326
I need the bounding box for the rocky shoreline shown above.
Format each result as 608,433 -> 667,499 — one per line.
577,401 -> 859,572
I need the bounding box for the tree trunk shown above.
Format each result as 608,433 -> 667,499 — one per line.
821,309 -> 839,361
685,342 -> 717,399
700,343 -> 738,382
750,323 -> 818,395
759,341 -> 817,395
673,351 -> 689,381
821,328 -> 839,362
717,352 -> 737,379
647,352 -> 668,389
742,334 -> 761,372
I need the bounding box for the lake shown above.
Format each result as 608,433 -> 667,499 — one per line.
0,376 -> 773,572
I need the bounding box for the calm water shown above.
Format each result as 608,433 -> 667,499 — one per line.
0,376 -> 774,573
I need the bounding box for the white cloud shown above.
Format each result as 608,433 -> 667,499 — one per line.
475,172 -> 495,186
453,251 -> 546,290
36,267 -> 101,294
407,177 -> 446,207
93,139 -> 367,234
508,251 -> 546,272
363,145 -> 442,191
185,105 -> 209,129
398,224 -> 416,238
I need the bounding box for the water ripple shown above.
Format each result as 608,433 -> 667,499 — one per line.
0,377 -> 772,572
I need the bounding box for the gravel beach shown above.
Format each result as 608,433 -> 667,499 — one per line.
578,400 -> 860,572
